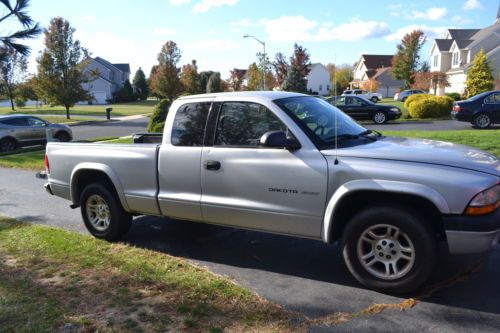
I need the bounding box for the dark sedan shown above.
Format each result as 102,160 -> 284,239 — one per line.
451,90 -> 500,128
326,95 -> 401,124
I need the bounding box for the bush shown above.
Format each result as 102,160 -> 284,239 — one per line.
404,94 -> 428,109
445,92 -> 462,101
408,95 -> 454,119
150,121 -> 165,133
147,99 -> 171,132
14,97 -> 26,108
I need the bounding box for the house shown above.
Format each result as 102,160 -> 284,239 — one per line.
306,63 -> 331,96
351,54 -> 405,98
81,57 -> 131,104
429,12 -> 500,95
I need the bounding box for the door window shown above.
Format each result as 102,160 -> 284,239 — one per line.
335,96 -> 346,106
485,93 -> 500,104
1,117 -> 28,126
214,102 -> 286,147
171,102 -> 211,146
27,117 -> 46,127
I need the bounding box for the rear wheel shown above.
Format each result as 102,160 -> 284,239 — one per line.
372,111 -> 387,124
0,138 -> 17,153
472,113 -> 491,129
342,206 -> 436,293
80,183 -> 132,241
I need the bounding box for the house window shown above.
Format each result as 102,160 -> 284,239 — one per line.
433,55 -> 438,67
319,85 -> 323,91
452,52 -> 459,66
326,84 -> 330,91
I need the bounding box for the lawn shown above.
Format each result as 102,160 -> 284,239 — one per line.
0,216 -> 294,332
38,115 -> 105,124
0,100 -> 157,117
383,129 -> 500,156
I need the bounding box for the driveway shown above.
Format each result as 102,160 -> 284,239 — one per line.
0,167 -> 499,332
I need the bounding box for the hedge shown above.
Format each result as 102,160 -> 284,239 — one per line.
147,99 -> 171,132
403,94 -> 429,109
408,95 -> 454,119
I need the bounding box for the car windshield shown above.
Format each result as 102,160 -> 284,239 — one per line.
274,96 -> 368,147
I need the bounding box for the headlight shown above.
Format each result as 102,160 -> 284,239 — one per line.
389,107 -> 400,113
465,184 -> 499,216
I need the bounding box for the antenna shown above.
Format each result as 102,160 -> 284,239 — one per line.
333,53 -> 339,165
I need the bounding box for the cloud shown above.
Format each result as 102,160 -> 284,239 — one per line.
192,0 -> 239,13
184,39 -> 240,50
170,0 -> 191,5
463,0 -> 481,10
261,16 -> 390,42
411,7 -> 448,20
153,27 -> 179,36
81,15 -> 96,22
230,18 -> 253,32
451,15 -> 473,24
385,24 -> 449,41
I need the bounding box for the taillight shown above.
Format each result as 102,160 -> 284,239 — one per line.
453,104 -> 461,112
44,154 -> 50,174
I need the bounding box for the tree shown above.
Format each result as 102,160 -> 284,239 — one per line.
206,72 -> 222,93
149,41 -> 184,102
229,68 -> 246,91
14,76 -> 38,101
282,65 -> 307,93
273,52 -> 289,87
132,67 -> 149,100
419,61 -> 430,73
412,71 -> 449,94
180,60 -> 200,94
33,17 -> 92,119
360,79 -> 380,92
465,49 -> 494,97
392,30 -> 426,88
0,0 -> 41,59
114,79 -> 134,102
0,50 -> 27,110
198,70 -> 215,93
246,63 -> 261,91
331,64 -> 353,95
290,43 -> 311,78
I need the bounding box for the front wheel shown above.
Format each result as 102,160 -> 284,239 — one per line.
342,206 -> 436,293
80,183 -> 132,241
371,96 -> 379,103
372,111 -> 387,124
472,113 -> 491,129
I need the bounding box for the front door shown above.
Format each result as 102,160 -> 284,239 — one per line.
26,117 -> 48,142
200,101 -> 328,238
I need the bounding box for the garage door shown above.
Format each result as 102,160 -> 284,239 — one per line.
93,91 -> 107,104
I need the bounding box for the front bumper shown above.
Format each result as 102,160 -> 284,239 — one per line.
444,209 -> 500,254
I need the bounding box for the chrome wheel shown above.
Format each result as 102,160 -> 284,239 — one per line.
474,114 -> 491,128
85,194 -> 111,232
373,112 -> 386,124
357,224 -> 415,281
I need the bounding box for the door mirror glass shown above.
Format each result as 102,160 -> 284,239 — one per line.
260,131 -> 301,150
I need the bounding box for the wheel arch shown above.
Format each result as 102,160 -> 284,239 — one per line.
54,129 -> 71,139
70,163 -> 130,212
322,180 -> 449,243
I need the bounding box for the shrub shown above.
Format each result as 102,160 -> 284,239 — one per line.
147,99 -> 170,132
404,94 -> 428,109
445,92 -> 462,101
150,121 -> 165,133
14,97 -> 26,108
408,95 -> 453,119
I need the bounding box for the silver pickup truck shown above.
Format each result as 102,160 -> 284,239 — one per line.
44,91 -> 500,293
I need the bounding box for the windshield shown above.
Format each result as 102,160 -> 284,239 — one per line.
274,96 -> 367,147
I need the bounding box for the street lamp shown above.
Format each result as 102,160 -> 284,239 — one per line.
243,34 -> 266,90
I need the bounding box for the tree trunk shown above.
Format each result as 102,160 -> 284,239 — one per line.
65,105 -> 70,119
9,97 -> 14,111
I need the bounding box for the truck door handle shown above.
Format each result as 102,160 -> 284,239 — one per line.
204,160 -> 221,170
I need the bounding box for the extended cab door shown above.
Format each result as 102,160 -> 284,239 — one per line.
200,100 -> 328,238
157,101 -> 212,221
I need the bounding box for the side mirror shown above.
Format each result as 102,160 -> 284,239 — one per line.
260,131 -> 301,150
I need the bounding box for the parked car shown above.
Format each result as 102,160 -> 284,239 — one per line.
327,95 -> 401,124
0,114 -> 72,152
43,91 -> 499,294
394,89 -> 427,102
342,89 -> 383,103
451,90 -> 500,129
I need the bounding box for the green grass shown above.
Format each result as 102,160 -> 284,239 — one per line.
382,129 -> 500,156
0,216 -> 293,332
103,136 -> 133,144
37,115 -> 105,124
0,100 -> 156,117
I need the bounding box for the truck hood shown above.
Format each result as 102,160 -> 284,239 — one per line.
322,136 -> 500,176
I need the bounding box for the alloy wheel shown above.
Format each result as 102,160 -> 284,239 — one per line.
86,194 -> 111,231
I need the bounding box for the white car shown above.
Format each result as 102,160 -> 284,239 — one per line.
394,89 -> 427,102
342,89 -> 383,103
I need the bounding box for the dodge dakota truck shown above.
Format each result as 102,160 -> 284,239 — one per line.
43,91 -> 500,293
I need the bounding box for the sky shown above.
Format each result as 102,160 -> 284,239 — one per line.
4,0 -> 499,79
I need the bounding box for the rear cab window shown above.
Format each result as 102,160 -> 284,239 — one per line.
171,102 -> 211,146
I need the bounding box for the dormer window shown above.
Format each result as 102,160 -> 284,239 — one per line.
452,52 -> 459,66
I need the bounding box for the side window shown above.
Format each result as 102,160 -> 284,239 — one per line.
335,97 -> 346,106
215,102 -> 286,147
485,93 -> 500,104
2,117 -> 28,126
171,102 -> 210,146
27,117 -> 46,127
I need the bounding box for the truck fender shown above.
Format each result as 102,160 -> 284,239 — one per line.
321,179 -> 450,243
70,162 -> 131,212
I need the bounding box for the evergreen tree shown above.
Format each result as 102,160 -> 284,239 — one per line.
33,17 -> 92,119
132,67 -> 149,100
282,65 -> 307,93
465,49 -> 494,97
206,72 -> 222,93
392,30 -> 426,88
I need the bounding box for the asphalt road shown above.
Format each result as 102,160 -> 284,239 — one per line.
70,116 -> 149,141
0,167 -> 499,332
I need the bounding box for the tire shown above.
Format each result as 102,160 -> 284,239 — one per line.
55,131 -> 71,142
371,97 -> 379,103
401,97 -> 407,102
0,138 -> 17,153
342,206 -> 436,294
472,113 -> 491,129
372,111 -> 387,124
80,183 -> 132,241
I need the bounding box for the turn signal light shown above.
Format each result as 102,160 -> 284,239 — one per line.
465,185 -> 499,216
